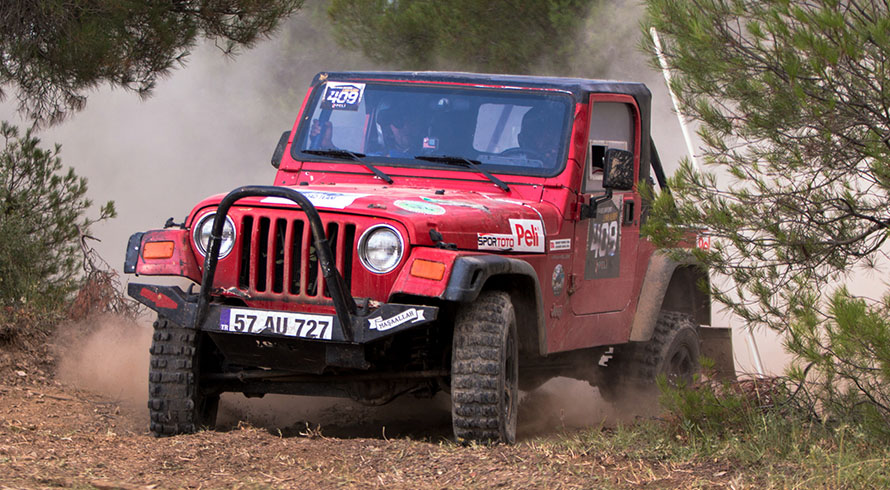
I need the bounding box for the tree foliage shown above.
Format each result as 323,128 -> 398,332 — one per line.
326,0 -> 593,74
1,0 -> 304,125
0,121 -> 115,308
642,0 -> 890,430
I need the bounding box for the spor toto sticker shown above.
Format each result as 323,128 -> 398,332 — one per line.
477,218 -> 545,253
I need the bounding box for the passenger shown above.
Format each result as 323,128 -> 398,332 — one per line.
517,107 -> 560,166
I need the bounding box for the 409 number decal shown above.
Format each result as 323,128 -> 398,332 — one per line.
584,197 -> 622,279
589,220 -> 618,259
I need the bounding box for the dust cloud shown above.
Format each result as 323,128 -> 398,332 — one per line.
50,311 -> 633,440
55,315 -> 153,415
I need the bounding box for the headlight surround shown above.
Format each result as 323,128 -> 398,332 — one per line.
358,224 -> 404,274
193,212 -> 236,259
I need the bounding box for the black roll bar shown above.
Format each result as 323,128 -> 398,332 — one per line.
194,186 -> 358,340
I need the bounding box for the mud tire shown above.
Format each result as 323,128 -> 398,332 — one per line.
148,316 -> 219,437
599,311 -> 700,401
451,291 -> 519,444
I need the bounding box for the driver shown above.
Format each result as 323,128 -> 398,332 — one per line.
517,107 -> 560,166
377,105 -> 425,157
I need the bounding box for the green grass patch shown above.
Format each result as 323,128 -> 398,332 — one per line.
533,377 -> 890,489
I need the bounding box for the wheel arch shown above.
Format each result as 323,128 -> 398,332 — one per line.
629,251 -> 711,342
444,255 -> 546,357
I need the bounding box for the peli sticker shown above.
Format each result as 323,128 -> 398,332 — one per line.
477,219 -> 545,253
321,82 -> 365,111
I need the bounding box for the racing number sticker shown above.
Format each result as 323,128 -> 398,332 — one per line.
584,195 -> 622,279
321,82 -> 365,111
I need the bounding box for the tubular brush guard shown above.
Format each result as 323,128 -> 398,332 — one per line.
128,185 -> 438,344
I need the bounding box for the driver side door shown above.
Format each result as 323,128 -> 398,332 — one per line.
570,95 -> 642,315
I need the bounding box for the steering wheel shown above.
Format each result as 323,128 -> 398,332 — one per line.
498,147 -> 544,161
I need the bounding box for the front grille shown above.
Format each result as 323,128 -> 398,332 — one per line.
237,214 -> 356,300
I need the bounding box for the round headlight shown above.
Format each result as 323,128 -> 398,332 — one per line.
358,225 -> 404,274
193,212 -> 236,259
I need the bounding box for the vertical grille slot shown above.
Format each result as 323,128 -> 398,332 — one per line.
323,223 -> 340,298
306,227 -> 319,297
288,219 -> 304,295
255,217 -> 270,292
238,216 -> 254,289
272,218 -> 287,293
342,224 -> 356,291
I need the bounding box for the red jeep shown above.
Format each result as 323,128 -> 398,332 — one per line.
125,71 -> 730,444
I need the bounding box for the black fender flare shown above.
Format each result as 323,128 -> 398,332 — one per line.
629,251 -> 711,342
444,255 -> 547,356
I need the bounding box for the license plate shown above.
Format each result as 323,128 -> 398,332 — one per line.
218,308 -> 334,340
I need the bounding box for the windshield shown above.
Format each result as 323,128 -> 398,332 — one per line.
292,81 -> 573,177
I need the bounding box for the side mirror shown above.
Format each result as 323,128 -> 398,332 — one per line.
602,148 -> 634,191
579,148 -> 635,220
271,131 -> 291,169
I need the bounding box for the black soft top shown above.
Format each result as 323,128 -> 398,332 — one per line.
311,71 -> 659,186
312,71 -> 650,105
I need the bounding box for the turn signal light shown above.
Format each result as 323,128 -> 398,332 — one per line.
410,259 -> 446,281
143,241 -> 175,260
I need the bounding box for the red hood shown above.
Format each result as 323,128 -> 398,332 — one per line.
190,184 -> 563,252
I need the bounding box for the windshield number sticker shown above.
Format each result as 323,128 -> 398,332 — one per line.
219,308 -> 333,340
321,82 -> 365,111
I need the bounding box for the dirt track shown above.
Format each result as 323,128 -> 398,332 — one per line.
0,319 -> 736,489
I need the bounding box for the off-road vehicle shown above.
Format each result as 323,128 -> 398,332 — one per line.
125,71 -> 733,444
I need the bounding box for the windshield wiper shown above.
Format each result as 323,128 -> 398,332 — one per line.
302,149 -> 394,184
414,155 -> 509,192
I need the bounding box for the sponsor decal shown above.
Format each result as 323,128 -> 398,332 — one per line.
368,308 -> 427,331
320,82 -> 365,111
584,195 -> 622,279
420,196 -> 490,212
549,238 -> 571,252
696,233 -> 712,250
552,264 -> 566,297
477,218 -> 545,253
394,200 -> 446,215
261,191 -> 367,210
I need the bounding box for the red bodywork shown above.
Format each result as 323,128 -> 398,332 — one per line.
134,73 -> 660,356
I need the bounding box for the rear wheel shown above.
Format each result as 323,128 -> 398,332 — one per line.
599,311 -> 700,401
451,291 -> 519,444
148,316 -> 219,436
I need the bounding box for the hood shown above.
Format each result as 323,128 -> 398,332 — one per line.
191,184 -> 562,253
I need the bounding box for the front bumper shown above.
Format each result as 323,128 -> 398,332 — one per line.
129,282 -> 438,344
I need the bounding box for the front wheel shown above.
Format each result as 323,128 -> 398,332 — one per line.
451,290 -> 519,444
148,316 -> 219,436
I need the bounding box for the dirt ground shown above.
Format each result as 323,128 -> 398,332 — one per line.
0,317 -> 738,489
